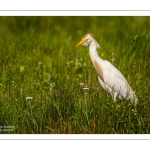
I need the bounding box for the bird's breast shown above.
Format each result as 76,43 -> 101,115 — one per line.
92,60 -> 104,82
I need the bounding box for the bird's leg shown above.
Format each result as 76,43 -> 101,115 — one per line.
113,92 -> 118,103
111,84 -> 117,102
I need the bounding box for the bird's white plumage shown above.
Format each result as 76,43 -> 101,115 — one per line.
76,33 -> 138,105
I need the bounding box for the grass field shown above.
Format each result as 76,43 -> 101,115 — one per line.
0,16 -> 150,134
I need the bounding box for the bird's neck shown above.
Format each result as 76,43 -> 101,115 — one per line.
89,42 -> 102,62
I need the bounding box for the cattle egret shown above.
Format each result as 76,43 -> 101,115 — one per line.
76,33 -> 138,106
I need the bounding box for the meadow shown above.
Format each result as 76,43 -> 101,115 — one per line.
0,16 -> 150,134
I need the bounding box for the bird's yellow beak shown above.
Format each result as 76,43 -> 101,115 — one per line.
76,39 -> 87,47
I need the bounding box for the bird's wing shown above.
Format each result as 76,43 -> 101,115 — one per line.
102,61 -> 131,98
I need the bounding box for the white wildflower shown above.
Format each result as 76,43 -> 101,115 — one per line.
83,88 -> 89,90
26,97 -> 33,100
80,83 -> 84,87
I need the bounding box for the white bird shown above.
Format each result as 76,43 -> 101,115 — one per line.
76,33 -> 138,106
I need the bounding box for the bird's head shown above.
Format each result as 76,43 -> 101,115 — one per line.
76,33 -> 100,48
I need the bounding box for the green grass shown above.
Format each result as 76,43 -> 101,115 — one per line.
0,16 -> 150,134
